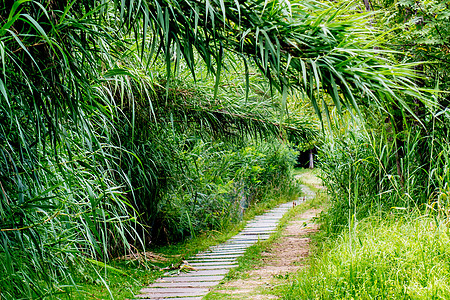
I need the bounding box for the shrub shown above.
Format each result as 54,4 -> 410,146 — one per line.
152,139 -> 298,243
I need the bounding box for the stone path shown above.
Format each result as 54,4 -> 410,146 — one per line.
134,185 -> 315,300
209,208 -> 321,299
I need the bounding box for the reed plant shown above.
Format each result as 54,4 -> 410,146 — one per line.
318,108 -> 450,233
0,0 -> 435,298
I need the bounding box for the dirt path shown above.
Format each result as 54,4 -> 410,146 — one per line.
206,207 -> 321,299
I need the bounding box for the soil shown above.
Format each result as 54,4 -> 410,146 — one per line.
211,208 -> 321,299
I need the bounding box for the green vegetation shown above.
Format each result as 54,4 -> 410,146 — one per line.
283,215 -> 450,299
1,0 -> 450,298
279,1 -> 450,299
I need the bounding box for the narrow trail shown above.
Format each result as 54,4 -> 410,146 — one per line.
134,184 -> 316,300
208,207 -> 321,299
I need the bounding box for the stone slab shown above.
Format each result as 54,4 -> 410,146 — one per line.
200,250 -> 245,255
139,287 -> 210,294
209,246 -> 248,251
210,244 -> 248,248
240,236 -> 270,239
232,232 -> 271,236
242,227 -> 276,230
203,248 -> 246,252
175,269 -> 229,276
222,242 -> 256,247
135,290 -> 209,298
241,229 -> 275,232
193,264 -> 237,270
189,261 -> 237,266
229,237 -> 269,242
149,281 -> 218,288
156,275 -> 225,282
194,254 -> 242,259
211,243 -> 248,248
239,233 -> 272,237
246,223 -> 278,227
232,234 -> 270,239
239,233 -> 273,236
147,298 -> 203,300
188,257 -> 237,262
223,240 -> 256,245
247,221 -> 279,225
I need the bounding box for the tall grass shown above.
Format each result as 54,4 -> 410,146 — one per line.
0,0 -> 434,298
318,109 -> 450,233
0,1 -> 314,297
283,215 -> 450,299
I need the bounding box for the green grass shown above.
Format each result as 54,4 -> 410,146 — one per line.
64,262 -> 164,300
293,167 -> 311,176
281,214 -> 450,299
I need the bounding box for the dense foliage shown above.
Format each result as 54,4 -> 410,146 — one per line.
314,0 -> 450,233
278,1 -> 450,299
318,115 -> 450,233
0,0 -> 438,298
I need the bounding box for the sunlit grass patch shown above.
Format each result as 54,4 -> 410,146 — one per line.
282,215 -> 450,299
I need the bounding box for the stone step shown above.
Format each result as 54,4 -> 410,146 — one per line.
198,250 -> 245,255
231,234 -> 270,239
187,257 -> 237,263
149,281 -> 218,288
210,244 -> 248,249
254,214 -> 285,217
194,254 -> 243,260
220,242 -> 256,247
192,264 -> 238,270
228,238 -> 268,243
245,224 -> 278,228
208,246 -> 248,252
143,298 -> 203,300
156,275 -> 225,282
241,229 -> 275,233
135,288 -> 209,298
174,269 -> 230,276
189,261 -> 237,266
